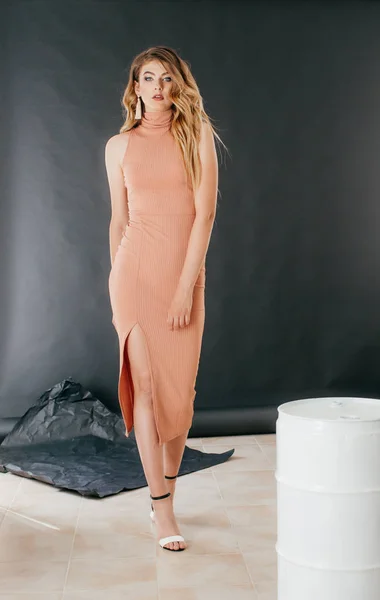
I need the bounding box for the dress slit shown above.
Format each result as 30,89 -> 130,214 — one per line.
118,321 -> 161,443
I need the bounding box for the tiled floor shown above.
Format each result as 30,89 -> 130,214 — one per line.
0,434 -> 277,599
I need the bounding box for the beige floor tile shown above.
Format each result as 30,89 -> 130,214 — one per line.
78,473 -> 223,516
17,476 -> 66,496
191,464 -> 215,475
157,552 -> 252,588
214,471 -> 276,506
0,473 -> 22,508
202,435 -> 258,446
76,488 -> 154,525
174,521 -> 240,555
0,592 -> 62,600
0,560 -> 67,593
170,472 -> 224,508
65,557 -> 157,593
77,496 -> 150,527
176,503 -> 231,528
206,445 -> 272,472
0,508 -> 75,562
235,526 -> 276,554
9,488 -> 82,530
254,434 -> 276,445
255,580 -> 277,599
72,511 -> 155,559
243,549 -> 278,582
226,505 -> 277,554
64,593 -> 153,600
260,445 -> 276,467
225,504 -> 277,528
173,503 -> 239,552
158,583 -> 258,599
81,488 -> 146,512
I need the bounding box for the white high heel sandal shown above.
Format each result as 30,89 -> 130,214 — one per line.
150,474 -> 186,551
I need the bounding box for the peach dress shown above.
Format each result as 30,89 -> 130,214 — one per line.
108,109 -> 206,445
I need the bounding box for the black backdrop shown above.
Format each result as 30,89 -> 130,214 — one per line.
1,0 -> 380,438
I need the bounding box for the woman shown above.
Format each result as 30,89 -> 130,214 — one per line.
105,46 -> 222,552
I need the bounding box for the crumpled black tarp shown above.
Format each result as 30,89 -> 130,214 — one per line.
0,378 -> 234,497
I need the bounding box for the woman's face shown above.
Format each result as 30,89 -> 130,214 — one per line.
134,60 -> 174,112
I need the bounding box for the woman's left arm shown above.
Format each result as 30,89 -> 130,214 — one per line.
167,121 -> 218,330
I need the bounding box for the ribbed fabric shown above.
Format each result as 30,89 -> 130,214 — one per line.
108,108 -> 206,445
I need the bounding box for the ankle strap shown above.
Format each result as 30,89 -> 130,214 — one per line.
150,491 -> 171,501
165,474 -> 178,479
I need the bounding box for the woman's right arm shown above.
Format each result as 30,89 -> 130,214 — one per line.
105,134 -> 129,267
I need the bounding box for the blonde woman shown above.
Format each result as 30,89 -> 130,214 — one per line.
105,46 -> 222,551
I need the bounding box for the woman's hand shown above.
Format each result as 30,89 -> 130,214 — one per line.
167,285 -> 194,330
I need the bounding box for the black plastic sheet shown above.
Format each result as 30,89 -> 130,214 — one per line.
0,378 -> 234,497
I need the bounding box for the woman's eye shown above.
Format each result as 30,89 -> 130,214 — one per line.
144,76 -> 172,82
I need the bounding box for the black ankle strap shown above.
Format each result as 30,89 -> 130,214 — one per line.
150,491 -> 171,501
165,474 -> 178,479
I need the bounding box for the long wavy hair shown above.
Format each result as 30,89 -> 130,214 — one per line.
120,45 -> 227,195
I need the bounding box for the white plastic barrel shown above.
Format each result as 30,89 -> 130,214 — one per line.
276,397 -> 380,600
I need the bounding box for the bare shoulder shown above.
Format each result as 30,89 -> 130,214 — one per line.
199,119 -> 217,158
105,131 -> 132,153
105,131 -> 132,165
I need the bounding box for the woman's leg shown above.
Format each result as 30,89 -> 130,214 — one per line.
163,430 -> 189,508
126,323 -> 187,550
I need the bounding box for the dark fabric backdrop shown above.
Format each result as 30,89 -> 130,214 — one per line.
1,0 -> 380,434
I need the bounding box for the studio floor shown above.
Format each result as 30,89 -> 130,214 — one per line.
0,433 -> 277,599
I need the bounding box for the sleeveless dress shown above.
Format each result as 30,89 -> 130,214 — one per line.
108,108 -> 206,445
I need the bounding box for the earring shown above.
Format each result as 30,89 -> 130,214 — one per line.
135,95 -> 142,120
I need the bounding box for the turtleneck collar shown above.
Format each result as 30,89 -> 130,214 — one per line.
140,108 -> 173,132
